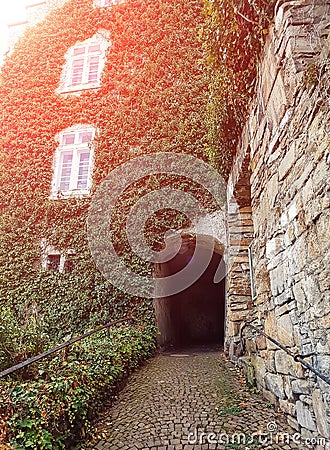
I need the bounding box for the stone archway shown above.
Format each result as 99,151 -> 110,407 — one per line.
153,234 -> 226,349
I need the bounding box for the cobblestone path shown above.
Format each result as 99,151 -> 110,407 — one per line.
90,349 -> 306,450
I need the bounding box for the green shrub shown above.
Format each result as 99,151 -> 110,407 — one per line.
0,307 -> 49,374
2,324 -> 156,449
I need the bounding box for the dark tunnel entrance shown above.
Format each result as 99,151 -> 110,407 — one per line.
153,234 -> 226,349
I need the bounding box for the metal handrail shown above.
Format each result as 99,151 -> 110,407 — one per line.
242,323 -> 330,386
0,317 -> 132,379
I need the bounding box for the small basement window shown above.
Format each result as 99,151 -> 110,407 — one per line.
41,241 -> 75,273
46,254 -> 61,271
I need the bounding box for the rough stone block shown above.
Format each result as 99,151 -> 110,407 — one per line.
245,339 -> 257,354
274,292 -> 290,307
306,229 -> 323,260
265,174 -> 279,209
318,266 -> 330,293
275,350 -> 290,375
288,201 -> 298,222
280,211 -> 289,227
296,401 -> 317,431
260,37 -> 280,104
293,210 -> 307,238
312,390 -> 330,439
226,309 -> 250,322
293,281 -> 307,313
300,428 -> 317,446
316,335 -> 330,353
311,297 -> 330,320
267,70 -> 288,130
279,399 -> 295,416
293,326 -> 302,347
260,350 -> 276,372
312,160 -> 329,190
305,198 -> 324,228
287,415 -> 300,432
292,379 -> 310,395
283,375 -> 294,401
266,236 -> 285,259
264,312 -> 278,345
295,155 -> 314,185
277,300 -> 295,317
316,213 -> 330,253
251,355 -> 266,389
265,373 -> 285,399
284,223 -> 296,245
279,144 -> 295,181
269,264 -> 287,297
301,177 -> 314,205
290,237 -> 308,273
262,388 -> 277,405
256,334 -> 267,350
288,310 -> 299,326
275,350 -> 305,378
316,356 -> 330,378
277,314 -> 295,347
238,356 -> 255,385
255,267 -> 271,295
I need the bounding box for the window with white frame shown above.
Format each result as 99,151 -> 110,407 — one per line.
57,32 -> 110,94
94,0 -> 125,7
51,126 -> 95,198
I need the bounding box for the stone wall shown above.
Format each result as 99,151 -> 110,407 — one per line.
226,0 -> 330,444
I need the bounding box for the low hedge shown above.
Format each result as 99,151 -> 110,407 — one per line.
0,321 -> 156,449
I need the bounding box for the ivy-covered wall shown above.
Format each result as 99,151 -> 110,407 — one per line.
0,0 -> 275,329
0,0 -> 212,335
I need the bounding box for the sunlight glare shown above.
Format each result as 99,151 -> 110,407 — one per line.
0,1 -> 30,62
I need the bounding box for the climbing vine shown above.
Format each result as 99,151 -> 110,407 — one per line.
0,0 -> 210,332
201,0 -> 275,173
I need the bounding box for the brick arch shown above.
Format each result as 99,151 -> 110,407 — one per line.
225,145 -> 256,359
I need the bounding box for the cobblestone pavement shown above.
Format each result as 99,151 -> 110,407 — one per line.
89,349 -> 307,450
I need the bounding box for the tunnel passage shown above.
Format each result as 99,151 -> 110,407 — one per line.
153,234 -> 226,349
